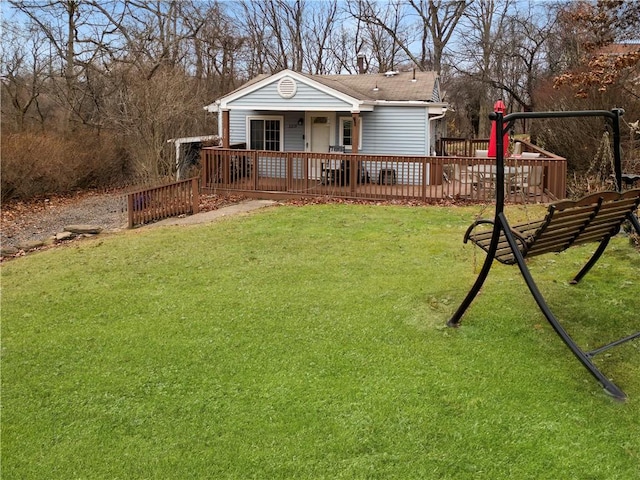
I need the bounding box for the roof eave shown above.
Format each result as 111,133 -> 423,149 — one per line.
368,100 -> 448,108
204,101 -> 220,113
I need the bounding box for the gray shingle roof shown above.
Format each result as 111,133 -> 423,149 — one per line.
303,71 -> 439,102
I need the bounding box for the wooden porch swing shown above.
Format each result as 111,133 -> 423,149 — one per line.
448,108 -> 640,400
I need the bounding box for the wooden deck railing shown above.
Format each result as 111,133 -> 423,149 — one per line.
127,177 -> 199,228
439,138 -> 490,157
201,148 -> 567,203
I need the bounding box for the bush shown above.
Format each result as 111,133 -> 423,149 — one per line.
533,80 -> 640,178
1,131 -> 131,202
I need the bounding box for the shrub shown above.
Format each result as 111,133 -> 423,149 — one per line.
1,131 -> 131,202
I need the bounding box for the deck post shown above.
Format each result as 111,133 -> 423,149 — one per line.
222,110 -> 230,148
422,158 -> 428,201
192,177 -> 199,214
200,149 -> 208,188
127,193 -> 134,229
252,151 -> 259,191
287,153 -> 293,192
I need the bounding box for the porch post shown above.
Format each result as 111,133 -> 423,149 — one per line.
350,112 -> 360,193
222,110 -> 230,148
351,112 -> 360,155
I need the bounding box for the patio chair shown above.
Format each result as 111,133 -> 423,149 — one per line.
323,145 -> 345,185
521,165 -> 544,197
323,146 -> 369,186
509,153 -> 542,198
322,159 -> 342,185
508,164 -> 544,198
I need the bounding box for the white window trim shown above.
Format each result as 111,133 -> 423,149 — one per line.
339,117 -> 363,150
246,115 -> 284,151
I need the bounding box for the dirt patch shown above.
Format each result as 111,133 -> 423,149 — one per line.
1,190 -> 127,250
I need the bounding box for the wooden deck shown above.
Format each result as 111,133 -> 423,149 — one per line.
200,146 -> 566,203
203,176 -> 553,203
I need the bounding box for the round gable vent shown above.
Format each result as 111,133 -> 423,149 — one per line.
277,77 -> 297,98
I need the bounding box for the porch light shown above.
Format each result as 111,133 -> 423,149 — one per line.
298,118 -> 304,126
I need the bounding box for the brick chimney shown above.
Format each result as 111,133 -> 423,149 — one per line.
357,53 -> 365,74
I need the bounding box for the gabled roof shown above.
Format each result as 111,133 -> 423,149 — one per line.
205,69 -> 443,112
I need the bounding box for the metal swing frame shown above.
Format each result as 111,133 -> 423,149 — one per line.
448,108 -> 640,400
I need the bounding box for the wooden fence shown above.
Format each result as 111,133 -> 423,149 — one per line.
127,177 -> 199,228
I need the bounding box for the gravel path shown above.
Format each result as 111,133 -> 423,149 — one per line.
1,192 -> 128,250
1,190 -> 255,255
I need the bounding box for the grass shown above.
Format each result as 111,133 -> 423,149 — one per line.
1,203 -> 639,479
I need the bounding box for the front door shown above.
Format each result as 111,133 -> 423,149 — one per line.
309,114 -> 333,180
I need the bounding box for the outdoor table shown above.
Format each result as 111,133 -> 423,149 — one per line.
466,164 -> 523,192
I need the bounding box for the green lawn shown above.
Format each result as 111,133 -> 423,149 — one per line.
2,203 -> 639,479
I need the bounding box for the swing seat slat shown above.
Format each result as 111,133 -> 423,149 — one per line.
465,189 -> 640,265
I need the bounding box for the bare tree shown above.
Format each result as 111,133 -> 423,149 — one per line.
239,0 -> 304,72
238,0 -> 353,75
449,0 -> 513,136
302,0 -> 341,74
406,0 -> 469,74
345,0 -> 416,72
101,67 -> 205,179
7,0 -> 132,132
0,22 -> 48,131
9,0 -> 81,132
325,22 -> 365,74
345,0 -> 468,73
191,6 -> 246,95
491,8 -> 557,114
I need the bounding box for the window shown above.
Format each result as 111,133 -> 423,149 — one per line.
248,116 -> 283,151
339,117 -> 362,150
341,119 -> 353,147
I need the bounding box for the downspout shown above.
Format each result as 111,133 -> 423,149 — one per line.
427,108 -> 448,155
